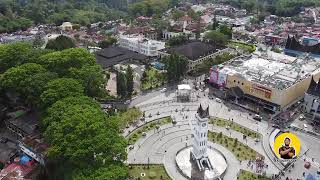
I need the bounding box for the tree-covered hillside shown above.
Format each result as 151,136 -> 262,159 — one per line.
0,0 -> 128,33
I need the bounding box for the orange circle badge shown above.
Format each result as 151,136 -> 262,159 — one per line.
273,132 -> 300,160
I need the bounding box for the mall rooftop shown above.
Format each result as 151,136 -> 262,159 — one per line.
220,51 -> 320,90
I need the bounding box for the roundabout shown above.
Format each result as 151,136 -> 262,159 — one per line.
125,90 -> 282,179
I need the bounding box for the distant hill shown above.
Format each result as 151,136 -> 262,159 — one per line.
0,0 -> 128,33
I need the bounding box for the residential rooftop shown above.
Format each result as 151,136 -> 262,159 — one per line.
220,51 -> 320,90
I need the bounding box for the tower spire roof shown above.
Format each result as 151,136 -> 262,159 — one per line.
197,104 -> 209,118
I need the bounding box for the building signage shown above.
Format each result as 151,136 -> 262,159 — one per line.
252,84 -> 272,99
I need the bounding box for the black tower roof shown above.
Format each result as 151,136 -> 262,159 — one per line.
307,76 -> 320,97
197,104 -> 209,119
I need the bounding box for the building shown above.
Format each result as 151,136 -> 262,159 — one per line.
5,111 -> 40,139
118,34 -> 165,56
211,52 -> 320,113
176,84 -> 191,101
160,41 -> 228,71
285,36 -> 320,58
95,46 -> 147,69
191,105 -> 212,171
303,77 -> 320,121
60,22 -> 73,31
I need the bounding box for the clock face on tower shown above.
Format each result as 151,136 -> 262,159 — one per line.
202,123 -> 206,127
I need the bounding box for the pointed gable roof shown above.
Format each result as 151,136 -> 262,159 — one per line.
197,104 -> 209,119
307,76 -> 320,97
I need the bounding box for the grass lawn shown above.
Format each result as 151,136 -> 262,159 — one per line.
127,117 -> 172,145
209,118 -> 260,139
119,107 -> 142,129
208,131 -> 261,161
238,170 -> 270,180
141,68 -> 166,91
228,41 -> 256,53
128,164 -> 171,180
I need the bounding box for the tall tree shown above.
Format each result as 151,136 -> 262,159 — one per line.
40,78 -> 84,107
0,42 -> 50,73
116,71 -> 127,98
163,54 -> 188,82
37,48 -> 95,76
46,35 -> 76,51
69,64 -> 106,98
126,65 -> 134,96
0,63 -> 55,107
204,30 -> 228,46
98,37 -> 117,48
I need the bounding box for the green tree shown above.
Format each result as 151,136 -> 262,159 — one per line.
71,165 -> 128,180
163,54 -> 188,82
37,48 -> 95,76
172,9 -> 184,20
0,42 -> 50,73
98,37 -> 117,48
0,63 -> 55,107
219,24 -> 232,39
168,35 -> 188,47
126,65 -> 134,96
116,71 -> 127,98
69,64 -> 106,98
32,34 -> 45,48
40,78 -> 84,107
44,98 -> 127,166
46,35 -> 76,51
204,31 -> 228,46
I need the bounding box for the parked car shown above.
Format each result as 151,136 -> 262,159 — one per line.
253,114 -> 262,121
303,124 -> 308,129
215,98 -> 222,103
299,114 -> 305,121
160,88 -> 167,92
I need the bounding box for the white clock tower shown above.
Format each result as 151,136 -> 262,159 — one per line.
191,104 -> 213,171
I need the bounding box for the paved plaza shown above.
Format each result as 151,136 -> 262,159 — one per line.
125,83 -> 320,180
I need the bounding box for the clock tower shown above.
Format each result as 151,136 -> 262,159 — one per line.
191,104 -> 213,171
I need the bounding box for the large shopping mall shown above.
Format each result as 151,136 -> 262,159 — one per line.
209,51 -> 320,113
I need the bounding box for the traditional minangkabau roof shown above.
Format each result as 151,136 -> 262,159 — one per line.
285,35 -> 320,55
306,76 -> 320,97
197,104 -> 209,119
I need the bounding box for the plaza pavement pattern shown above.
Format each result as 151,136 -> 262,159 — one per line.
125,89 -> 320,180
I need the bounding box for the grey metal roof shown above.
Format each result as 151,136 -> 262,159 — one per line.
95,46 -> 147,68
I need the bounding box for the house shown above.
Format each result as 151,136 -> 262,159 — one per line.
303,77 -> 320,122
118,34 -> 165,56
60,22 -> 73,31
5,110 -> 40,139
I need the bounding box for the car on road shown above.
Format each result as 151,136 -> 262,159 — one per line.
303,124 -> 308,129
199,89 -> 203,92
215,98 -> 222,103
253,114 -> 262,121
128,145 -> 134,150
299,114 -> 305,121
160,88 -> 167,92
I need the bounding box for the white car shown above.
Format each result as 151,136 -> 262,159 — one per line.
215,98 -> 222,103
303,124 -> 308,129
299,114 -> 305,121
160,88 -> 167,92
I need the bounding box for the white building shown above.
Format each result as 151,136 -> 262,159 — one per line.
118,34 -> 165,57
191,105 -> 213,171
